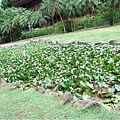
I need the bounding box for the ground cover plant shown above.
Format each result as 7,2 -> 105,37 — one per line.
0,42 -> 120,108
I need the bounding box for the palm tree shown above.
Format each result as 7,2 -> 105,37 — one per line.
63,0 -> 78,31
40,0 -> 56,33
0,7 -> 16,42
98,0 -> 119,26
76,0 -> 100,28
19,10 -> 34,38
31,11 -> 48,27
54,0 -> 66,33
106,0 -> 119,25
40,0 -> 66,33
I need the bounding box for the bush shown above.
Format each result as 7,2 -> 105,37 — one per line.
21,26 -> 55,40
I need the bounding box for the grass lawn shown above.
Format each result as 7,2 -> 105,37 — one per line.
48,25 -> 120,42
0,25 -> 120,47
0,87 -> 120,120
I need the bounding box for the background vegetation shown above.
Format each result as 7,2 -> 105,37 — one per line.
0,0 -> 120,44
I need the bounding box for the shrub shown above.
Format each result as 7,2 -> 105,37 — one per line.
21,26 -> 55,39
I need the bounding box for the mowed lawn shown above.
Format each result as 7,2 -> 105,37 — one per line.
48,25 -> 120,42
0,87 -> 120,120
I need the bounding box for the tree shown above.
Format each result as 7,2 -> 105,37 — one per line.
31,11 -> 48,27
40,0 -> 56,33
0,7 -> 23,43
40,0 -> 66,33
1,0 -> 14,9
63,0 -> 78,31
19,10 -> 34,39
76,0 -> 100,28
98,0 -> 119,26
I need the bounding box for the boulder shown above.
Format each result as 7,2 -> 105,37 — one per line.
30,38 -> 34,43
0,78 -> 10,87
0,78 -> 6,84
56,39 -> 61,45
11,82 -> 21,89
69,40 -> 79,44
73,100 -> 101,109
36,86 -> 46,94
52,91 -> 63,97
109,40 -> 116,45
59,91 -> 73,105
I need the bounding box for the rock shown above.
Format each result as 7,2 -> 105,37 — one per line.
39,39 -> 42,42
36,86 -> 46,94
0,78 -> 6,84
30,38 -> 34,43
94,42 -> 102,45
115,106 -> 120,112
0,78 -> 10,88
60,42 -> 69,45
21,51 -> 26,57
44,38 -> 50,44
109,40 -> 116,45
79,41 -> 87,45
69,40 -> 79,44
59,91 -> 73,105
11,82 -> 21,89
51,40 -> 56,45
52,91 -> 63,97
70,99 -> 76,104
56,39 -> 60,45
45,89 -> 51,94
116,42 -> 120,45
76,100 -> 101,109
14,44 -> 18,46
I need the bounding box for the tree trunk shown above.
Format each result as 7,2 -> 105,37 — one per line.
73,17 -> 76,31
109,0 -> 114,26
92,11 -> 97,28
4,33 -> 5,43
57,11 -> 66,33
10,31 -> 12,42
52,16 -> 56,34
24,28 -> 27,40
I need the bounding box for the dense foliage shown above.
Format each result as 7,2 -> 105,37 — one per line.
0,43 -> 120,107
1,0 -> 14,9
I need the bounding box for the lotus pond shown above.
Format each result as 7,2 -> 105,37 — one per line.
0,43 -> 120,107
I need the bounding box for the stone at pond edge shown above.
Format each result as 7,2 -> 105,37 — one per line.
73,100 -> 101,109
59,91 -> 73,105
0,78 -> 10,87
109,40 -> 116,45
36,86 -> 46,94
11,82 -> 21,89
52,91 -> 63,97
30,38 -> 34,43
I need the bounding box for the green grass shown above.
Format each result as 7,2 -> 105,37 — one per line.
47,25 -> 120,42
0,87 -> 120,119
